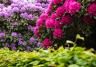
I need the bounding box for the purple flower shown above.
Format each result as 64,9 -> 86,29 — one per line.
27,14 -> 33,20
5,43 -> 10,47
20,7 -> 26,12
29,37 -> 35,43
0,32 -> 5,38
18,39 -> 24,45
0,4 -> 4,8
27,25 -> 33,31
0,12 -> 4,17
29,37 -> 37,44
11,43 -> 16,50
3,12 -> 11,18
26,46 -> 32,51
20,12 -> 28,19
37,42 -> 42,47
35,3 -> 41,6
12,7 -> 19,13
11,32 -> 18,37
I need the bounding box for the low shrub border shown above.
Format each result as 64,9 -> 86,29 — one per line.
0,47 -> 96,67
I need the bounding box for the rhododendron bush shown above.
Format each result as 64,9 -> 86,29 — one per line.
34,0 -> 96,49
0,0 -> 50,51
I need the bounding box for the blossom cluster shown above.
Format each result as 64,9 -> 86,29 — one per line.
0,0 -> 50,51
34,0 -> 96,48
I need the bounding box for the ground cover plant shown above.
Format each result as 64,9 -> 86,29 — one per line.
0,46 -> 96,67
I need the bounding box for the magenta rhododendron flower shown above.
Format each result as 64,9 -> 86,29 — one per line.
87,3 -> 96,16
40,13 -> 49,20
54,20 -> 63,29
64,0 -> 81,14
51,13 -> 57,19
45,18 -> 55,28
83,15 -> 95,25
53,0 -> 62,4
42,38 -> 52,48
53,29 -> 63,39
33,26 -> 41,37
56,6 -> 66,17
36,19 -> 44,27
61,15 -> 72,25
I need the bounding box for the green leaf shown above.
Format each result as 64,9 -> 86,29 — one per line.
76,34 -> 84,41
68,64 -> 79,67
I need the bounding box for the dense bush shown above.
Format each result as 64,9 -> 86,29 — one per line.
34,0 -> 96,49
0,47 -> 96,67
0,0 -> 50,50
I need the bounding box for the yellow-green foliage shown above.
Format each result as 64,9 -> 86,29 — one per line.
0,47 -> 96,67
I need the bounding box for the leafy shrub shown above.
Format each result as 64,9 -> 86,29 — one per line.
0,47 -> 96,67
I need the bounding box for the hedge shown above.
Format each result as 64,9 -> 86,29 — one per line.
0,47 -> 96,67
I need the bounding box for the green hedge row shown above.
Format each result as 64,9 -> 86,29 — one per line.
0,47 -> 96,67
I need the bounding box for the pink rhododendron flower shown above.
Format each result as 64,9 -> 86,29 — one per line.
87,2 -> 96,16
33,26 -> 41,37
64,0 -> 81,14
40,13 -> 49,20
53,29 -> 63,39
83,15 -> 95,25
53,0 -> 62,4
36,19 -> 44,27
61,15 -> 72,25
45,18 -> 55,28
51,13 -> 57,19
42,38 -> 52,48
56,6 -> 66,17
54,20 -> 63,29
